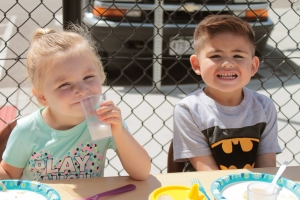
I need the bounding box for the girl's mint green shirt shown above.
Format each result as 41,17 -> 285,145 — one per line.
3,107 -> 128,181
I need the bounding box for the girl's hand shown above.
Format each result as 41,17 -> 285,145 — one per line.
97,100 -> 151,180
96,100 -> 123,134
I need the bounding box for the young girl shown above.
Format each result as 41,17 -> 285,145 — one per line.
0,25 -> 151,181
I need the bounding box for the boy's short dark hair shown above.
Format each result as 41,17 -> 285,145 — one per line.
193,15 -> 256,55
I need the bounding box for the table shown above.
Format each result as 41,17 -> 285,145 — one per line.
42,166 -> 300,200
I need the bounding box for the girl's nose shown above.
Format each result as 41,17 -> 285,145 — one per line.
75,84 -> 89,96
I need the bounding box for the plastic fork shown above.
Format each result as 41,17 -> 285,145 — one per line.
74,184 -> 136,200
191,178 -> 211,200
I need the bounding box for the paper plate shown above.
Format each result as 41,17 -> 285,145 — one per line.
211,172 -> 300,200
0,179 -> 61,200
148,185 -> 207,200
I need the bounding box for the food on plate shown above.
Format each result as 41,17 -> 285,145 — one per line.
223,182 -> 298,200
0,190 -> 47,200
0,182 -> 47,200
243,190 -> 247,199
242,187 -> 274,200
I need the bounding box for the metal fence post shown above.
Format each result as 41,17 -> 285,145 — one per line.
152,0 -> 164,90
62,0 -> 82,30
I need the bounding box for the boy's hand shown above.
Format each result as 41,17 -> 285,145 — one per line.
96,100 -> 123,134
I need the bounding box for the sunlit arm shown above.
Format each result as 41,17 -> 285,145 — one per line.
189,154 -> 219,171
0,161 -> 23,180
97,100 -> 151,180
114,127 -> 151,180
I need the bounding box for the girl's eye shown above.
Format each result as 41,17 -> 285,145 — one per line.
84,75 -> 94,80
58,83 -> 70,89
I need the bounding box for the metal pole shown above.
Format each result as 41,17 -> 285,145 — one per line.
152,0 -> 164,90
62,0 -> 82,30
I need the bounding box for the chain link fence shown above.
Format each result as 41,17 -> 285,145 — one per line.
0,0 -> 299,177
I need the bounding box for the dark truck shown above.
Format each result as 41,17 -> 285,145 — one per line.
82,0 -> 272,83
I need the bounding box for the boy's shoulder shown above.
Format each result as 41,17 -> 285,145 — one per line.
177,88 -> 205,105
244,87 -> 273,105
177,87 -> 274,108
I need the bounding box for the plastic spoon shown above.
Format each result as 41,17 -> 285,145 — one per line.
264,161 -> 288,194
74,184 -> 136,200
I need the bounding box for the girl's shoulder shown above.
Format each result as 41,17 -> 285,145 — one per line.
16,109 -> 42,130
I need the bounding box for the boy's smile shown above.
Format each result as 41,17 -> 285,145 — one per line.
217,73 -> 238,80
190,32 -> 260,105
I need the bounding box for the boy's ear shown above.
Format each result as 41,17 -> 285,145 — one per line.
190,54 -> 201,75
32,88 -> 48,106
251,56 -> 260,76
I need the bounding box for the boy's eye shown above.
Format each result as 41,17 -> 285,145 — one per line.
234,55 -> 244,58
210,55 -> 221,58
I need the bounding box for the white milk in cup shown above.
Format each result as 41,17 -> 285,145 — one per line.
80,93 -> 113,141
247,182 -> 279,200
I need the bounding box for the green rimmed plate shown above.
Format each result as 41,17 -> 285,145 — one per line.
0,179 -> 60,200
211,172 -> 300,200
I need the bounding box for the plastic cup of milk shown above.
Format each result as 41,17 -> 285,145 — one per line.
80,93 -> 112,141
247,182 -> 279,200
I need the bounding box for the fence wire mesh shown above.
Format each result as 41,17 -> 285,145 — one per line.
0,0 -> 299,176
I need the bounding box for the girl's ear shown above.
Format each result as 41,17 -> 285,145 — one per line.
251,56 -> 260,76
190,54 -> 201,75
32,88 -> 48,106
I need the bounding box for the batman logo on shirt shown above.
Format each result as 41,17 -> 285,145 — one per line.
211,138 -> 259,169
202,123 -> 266,170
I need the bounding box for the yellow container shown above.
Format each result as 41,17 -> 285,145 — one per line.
148,184 -> 206,200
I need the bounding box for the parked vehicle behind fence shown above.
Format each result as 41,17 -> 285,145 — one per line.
82,0 -> 272,83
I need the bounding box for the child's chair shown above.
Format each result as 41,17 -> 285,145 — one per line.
0,118 -> 18,162
167,140 -> 185,173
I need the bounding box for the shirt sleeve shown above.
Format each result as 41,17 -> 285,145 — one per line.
257,100 -> 282,154
3,123 -> 30,168
173,103 -> 212,162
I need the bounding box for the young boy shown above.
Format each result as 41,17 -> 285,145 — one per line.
173,15 -> 281,171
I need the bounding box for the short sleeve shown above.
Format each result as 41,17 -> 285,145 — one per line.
3,123 -> 30,168
173,103 -> 212,162
257,100 -> 281,154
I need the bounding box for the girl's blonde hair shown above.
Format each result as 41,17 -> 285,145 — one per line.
26,24 -> 106,91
